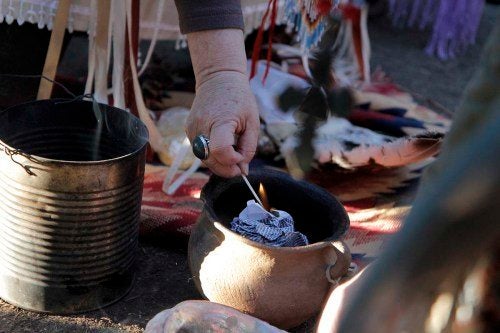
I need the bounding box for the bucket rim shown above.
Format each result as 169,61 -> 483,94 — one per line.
0,99 -> 149,165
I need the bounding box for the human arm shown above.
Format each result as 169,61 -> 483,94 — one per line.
175,1 -> 259,177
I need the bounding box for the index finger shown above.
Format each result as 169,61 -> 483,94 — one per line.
207,123 -> 244,174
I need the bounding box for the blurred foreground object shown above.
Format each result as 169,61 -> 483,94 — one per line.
336,16 -> 500,333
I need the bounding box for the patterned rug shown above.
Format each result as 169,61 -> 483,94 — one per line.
140,164 -> 208,243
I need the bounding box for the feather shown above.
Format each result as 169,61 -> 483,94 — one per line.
335,133 -> 443,168
281,116 -> 444,169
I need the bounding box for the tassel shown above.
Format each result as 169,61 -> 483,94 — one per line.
283,0 -> 338,51
317,0 -> 334,15
263,0 -> 279,82
250,0 -> 274,81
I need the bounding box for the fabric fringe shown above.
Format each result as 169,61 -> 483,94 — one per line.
137,0 -> 165,76
284,0 -> 340,51
242,0 -> 290,35
82,0 -> 201,196
84,0 -> 97,95
330,19 -> 361,86
93,0 -> 111,104
124,0 -> 165,156
0,0 -> 89,31
360,5 -> 370,83
250,0 -> 277,81
111,0 -> 126,109
388,0 -> 485,60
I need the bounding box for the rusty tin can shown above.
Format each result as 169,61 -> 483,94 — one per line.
0,99 -> 148,313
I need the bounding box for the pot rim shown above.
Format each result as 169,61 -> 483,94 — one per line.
201,168 -> 350,248
212,221 -> 340,252
0,99 -> 149,166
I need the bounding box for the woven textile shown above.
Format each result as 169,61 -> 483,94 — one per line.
140,164 -> 208,241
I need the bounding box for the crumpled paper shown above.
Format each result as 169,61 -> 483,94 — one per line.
230,200 -> 309,247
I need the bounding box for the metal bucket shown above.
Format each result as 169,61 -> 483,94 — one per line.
0,99 -> 148,313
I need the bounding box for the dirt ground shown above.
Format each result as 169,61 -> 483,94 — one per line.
0,244 -> 199,332
0,241 -> 315,332
0,5 -> 498,333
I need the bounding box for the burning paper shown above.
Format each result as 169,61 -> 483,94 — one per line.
230,200 -> 309,247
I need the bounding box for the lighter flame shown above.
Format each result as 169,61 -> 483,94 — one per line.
258,183 -> 271,211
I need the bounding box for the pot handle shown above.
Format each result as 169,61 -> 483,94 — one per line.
326,241 -> 352,285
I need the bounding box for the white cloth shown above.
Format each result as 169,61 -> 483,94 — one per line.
0,0 -> 289,40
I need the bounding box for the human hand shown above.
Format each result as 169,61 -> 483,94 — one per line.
185,28 -> 259,178
186,71 -> 259,177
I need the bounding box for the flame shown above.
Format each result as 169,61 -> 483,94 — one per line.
258,183 -> 271,211
191,189 -> 201,199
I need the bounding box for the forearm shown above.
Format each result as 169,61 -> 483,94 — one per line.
186,29 -> 248,89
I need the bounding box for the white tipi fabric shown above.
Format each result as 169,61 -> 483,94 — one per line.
0,0 -> 288,41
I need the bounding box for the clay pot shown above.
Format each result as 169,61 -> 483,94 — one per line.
188,169 -> 351,329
